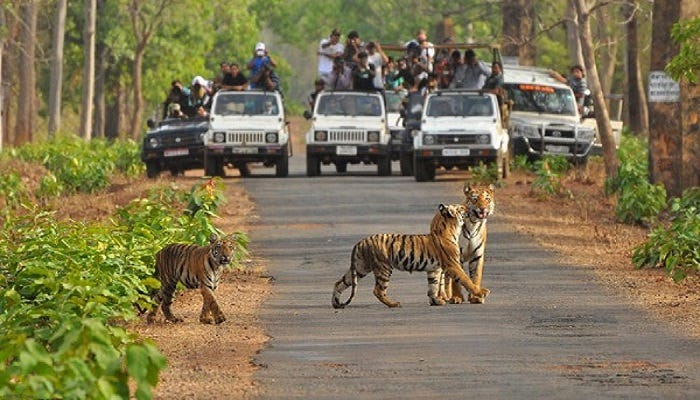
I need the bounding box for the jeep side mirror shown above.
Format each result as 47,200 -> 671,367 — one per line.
303,110 -> 312,120
147,119 -> 156,129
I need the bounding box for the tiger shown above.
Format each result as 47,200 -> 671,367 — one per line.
146,233 -> 235,324
442,183 -> 495,304
332,203 -> 490,309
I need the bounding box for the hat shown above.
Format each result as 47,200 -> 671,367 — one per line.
169,103 -> 181,112
255,42 -> 266,55
192,75 -> 207,87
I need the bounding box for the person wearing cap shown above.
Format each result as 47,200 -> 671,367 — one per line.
187,76 -> 213,115
352,51 -> 376,91
449,49 -> 490,90
328,56 -> 353,90
318,29 -> 345,86
247,42 -> 277,89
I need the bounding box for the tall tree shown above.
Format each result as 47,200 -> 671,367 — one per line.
0,3 -> 6,151
574,0 -> 619,179
79,0 -> 96,140
126,0 -> 170,140
48,0 -> 68,137
565,0 -> 585,68
622,0 -> 649,135
649,2 -> 700,196
502,0 -> 536,65
15,1 -> 37,146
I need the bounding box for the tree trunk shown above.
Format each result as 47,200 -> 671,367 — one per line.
594,6 -> 619,97
502,0 -> 536,66
574,0 -> 619,180
15,1 -> 37,146
648,0 -> 682,196
79,0 -> 96,141
129,45 -> 145,140
48,0 -> 67,137
566,0 -> 585,67
94,43 -> 107,139
623,0 -> 649,135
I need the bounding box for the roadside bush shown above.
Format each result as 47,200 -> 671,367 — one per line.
530,155 -> 571,199
633,187 -> 700,281
468,162 -> 500,186
606,135 -> 667,226
9,136 -> 143,196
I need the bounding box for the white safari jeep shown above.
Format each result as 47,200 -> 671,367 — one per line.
304,90 -> 391,176
412,90 -> 509,182
503,65 -> 596,163
205,90 -> 290,177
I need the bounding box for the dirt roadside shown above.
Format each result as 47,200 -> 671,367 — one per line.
44,117 -> 698,398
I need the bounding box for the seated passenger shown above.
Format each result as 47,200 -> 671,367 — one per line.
166,103 -> 187,120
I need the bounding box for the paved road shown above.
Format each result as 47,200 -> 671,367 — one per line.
242,157 -> 700,399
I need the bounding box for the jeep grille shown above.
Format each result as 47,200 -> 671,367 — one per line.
328,129 -> 365,142
544,125 -> 575,139
434,133 -> 485,145
227,131 -> 265,144
159,134 -> 202,146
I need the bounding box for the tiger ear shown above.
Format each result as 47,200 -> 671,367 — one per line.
488,183 -> 495,191
209,233 -> 218,244
439,204 -> 454,218
463,182 -> 472,195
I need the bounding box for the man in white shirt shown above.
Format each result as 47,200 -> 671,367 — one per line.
405,28 -> 435,72
318,29 -> 345,87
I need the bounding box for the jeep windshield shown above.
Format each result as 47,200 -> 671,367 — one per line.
426,94 -> 494,117
213,93 -> 280,116
505,84 -> 577,116
316,93 -> 382,117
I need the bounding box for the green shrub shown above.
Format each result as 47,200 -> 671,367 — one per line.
606,135 -> 667,225
530,155 -> 571,199
632,187 -> 700,281
468,162 -> 499,185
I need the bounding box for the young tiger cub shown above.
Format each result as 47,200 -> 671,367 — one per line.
146,233 -> 234,324
332,203 -> 490,308
442,183 -> 495,304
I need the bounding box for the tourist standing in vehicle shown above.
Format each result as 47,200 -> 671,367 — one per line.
328,57 -> 353,90
318,28 -> 344,87
384,57 -> 403,90
449,49 -> 490,90
482,61 -> 508,124
365,42 -> 388,90
405,28 -> 435,72
352,51 -> 376,91
188,76 -> 213,115
163,79 -> 189,119
550,65 -> 588,112
247,42 -> 277,89
396,57 -> 415,90
307,78 -> 326,110
343,31 -> 362,69
220,63 -> 248,91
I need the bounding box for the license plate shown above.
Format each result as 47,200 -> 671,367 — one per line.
546,145 -> 570,153
164,148 -> 188,157
233,147 -> 258,154
336,146 -> 357,156
442,148 -> 470,156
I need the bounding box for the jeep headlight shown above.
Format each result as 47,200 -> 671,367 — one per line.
314,130 -> 328,141
213,131 -> 226,143
514,124 -> 540,139
367,131 -> 380,142
578,128 -> 595,141
265,131 -> 278,143
148,137 -> 159,148
423,134 -> 436,145
478,134 -> 490,145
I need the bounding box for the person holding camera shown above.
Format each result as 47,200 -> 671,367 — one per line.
247,42 -> 277,90
328,57 -> 353,90
352,51 -> 376,91
318,28 -> 344,87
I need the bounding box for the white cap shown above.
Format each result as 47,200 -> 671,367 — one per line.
191,75 -> 207,86
255,42 -> 266,55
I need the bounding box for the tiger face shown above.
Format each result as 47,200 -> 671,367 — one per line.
464,183 -> 495,220
210,234 -> 234,266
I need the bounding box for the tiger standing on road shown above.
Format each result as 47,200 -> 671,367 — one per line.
146,233 -> 235,324
442,183 -> 495,304
332,203 -> 490,308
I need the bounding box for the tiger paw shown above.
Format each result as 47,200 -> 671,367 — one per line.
468,288 -> 490,304
429,297 -> 446,306
165,316 -> 184,323
200,315 -> 214,324
449,296 -> 465,304
214,314 -> 226,324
